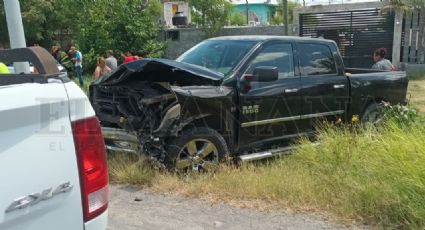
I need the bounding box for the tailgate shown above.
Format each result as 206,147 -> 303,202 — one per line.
0,81 -> 84,230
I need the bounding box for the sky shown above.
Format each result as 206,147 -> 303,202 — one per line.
231,0 -> 380,6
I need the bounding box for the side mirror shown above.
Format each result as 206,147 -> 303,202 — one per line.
253,66 -> 278,82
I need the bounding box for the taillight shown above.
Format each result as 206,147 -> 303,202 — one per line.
72,117 -> 109,222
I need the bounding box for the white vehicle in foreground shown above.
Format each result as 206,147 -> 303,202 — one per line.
7,62 -> 68,78
0,47 -> 108,230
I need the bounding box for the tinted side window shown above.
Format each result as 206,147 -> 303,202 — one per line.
246,43 -> 295,79
298,43 -> 336,75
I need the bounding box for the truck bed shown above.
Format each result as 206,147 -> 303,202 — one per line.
345,68 -> 408,117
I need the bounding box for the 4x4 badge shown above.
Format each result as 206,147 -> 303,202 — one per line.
5,182 -> 73,213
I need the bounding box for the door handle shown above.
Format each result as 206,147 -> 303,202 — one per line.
284,88 -> 299,93
333,84 -> 345,89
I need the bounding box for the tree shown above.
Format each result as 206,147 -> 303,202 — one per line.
271,0 -> 301,25
189,0 -> 232,37
230,13 -> 245,26
0,0 -> 74,47
0,0 -> 165,72
67,0 -> 166,72
389,0 -> 425,10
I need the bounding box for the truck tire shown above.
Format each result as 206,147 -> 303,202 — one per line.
165,127 -> 230,172
361,103 -> 384,124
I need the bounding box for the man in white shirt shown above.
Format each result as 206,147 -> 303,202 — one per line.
105,50 -> 118,71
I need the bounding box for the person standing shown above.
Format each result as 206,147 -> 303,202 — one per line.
70,46 -> 83,87
51,45 -> 72,71
0,62 -> 9,74
0,46 -> 9,74
122,50 -> 138,64
93,57 -> 111,81
105,50 -> 118,71
372,48 -> 395,71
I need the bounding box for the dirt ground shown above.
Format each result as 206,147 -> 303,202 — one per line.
107,185 -> 356,230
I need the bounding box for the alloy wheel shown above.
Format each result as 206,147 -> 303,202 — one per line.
175,138 -> 219,172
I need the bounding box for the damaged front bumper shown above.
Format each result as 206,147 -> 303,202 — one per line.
90,59 -> 233,162
101,127 -> 140,154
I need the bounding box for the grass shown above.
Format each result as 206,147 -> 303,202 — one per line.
408,79 -> 425,114
408,71 -> 425,81
108,152 -> 156,186
108,119 -> 425,228
71,75 -> 92,94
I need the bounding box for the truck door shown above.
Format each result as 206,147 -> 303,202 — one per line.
297,42 -> 349,130
238,42 -> 302,149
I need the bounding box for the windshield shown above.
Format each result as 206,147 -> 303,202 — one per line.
176,40 -> 257,77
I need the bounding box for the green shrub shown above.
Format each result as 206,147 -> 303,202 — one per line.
230,13 -> 246,26
382,103 -> 420,125
82,48 -> 98,75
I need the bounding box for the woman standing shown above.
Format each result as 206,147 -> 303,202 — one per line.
93,57 -> 111,80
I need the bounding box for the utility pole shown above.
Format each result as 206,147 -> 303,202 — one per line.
283,0 -> 288,35
246,0 -> 249,25
3,0 -> 30,73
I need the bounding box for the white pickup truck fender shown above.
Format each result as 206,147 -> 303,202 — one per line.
0,80 -> 107,230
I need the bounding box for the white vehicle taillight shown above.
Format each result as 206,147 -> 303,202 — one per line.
72,117 -> 109,221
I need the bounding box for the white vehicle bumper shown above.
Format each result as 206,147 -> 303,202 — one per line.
84,210 -> 108,230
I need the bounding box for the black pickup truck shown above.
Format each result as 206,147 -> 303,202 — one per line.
90,36 -> 408,170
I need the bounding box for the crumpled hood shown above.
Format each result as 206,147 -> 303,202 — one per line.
95,58 -> 223,86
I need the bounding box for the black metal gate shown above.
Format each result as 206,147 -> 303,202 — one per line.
300,9 -> 395,68
401,9 -> 425,64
